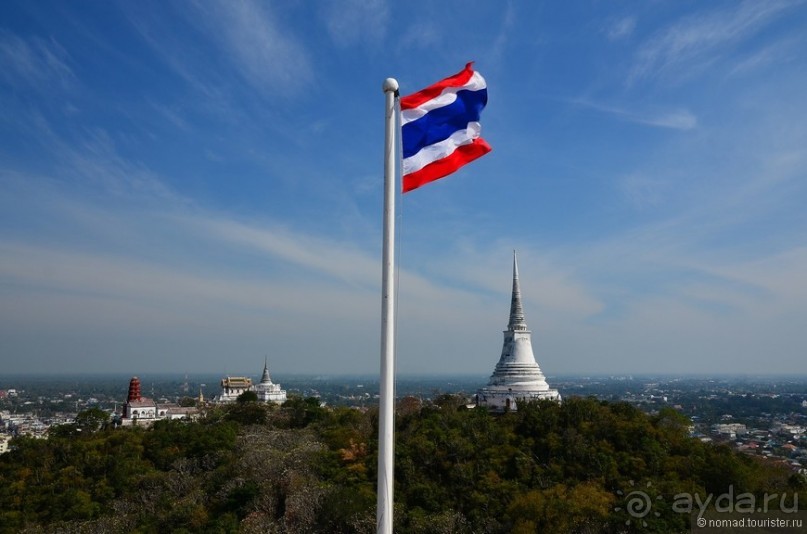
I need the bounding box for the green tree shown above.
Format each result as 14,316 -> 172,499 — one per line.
283,395 -> 326,428
75,407 -> 110,432
226,402 -> 268,425
178,396 -> 197,407
509,482 -> 614,533
237,390 -> 258,403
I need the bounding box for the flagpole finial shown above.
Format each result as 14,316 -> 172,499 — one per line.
382,78 -> 398,93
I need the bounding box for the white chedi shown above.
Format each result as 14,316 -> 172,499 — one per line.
477,252 -> 561,411
253,359 -> 287,404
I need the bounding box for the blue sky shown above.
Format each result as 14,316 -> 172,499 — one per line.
1,1 -> 806,377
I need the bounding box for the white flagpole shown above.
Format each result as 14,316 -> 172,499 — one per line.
377,77 -> 398,534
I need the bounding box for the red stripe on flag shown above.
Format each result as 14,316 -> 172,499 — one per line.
402,138 -> 492,193
400,62 -> 475,110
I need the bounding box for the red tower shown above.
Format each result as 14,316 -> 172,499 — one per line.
127,376 -> 142,403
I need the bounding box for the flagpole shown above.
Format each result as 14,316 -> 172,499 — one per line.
378,77 -> 398,534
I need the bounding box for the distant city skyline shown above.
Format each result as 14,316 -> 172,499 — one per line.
1,1 -> 806,376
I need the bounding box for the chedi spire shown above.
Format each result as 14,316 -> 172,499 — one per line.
508,251 -> 527,331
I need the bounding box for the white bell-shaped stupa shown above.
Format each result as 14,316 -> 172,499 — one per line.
477,252 -> 561,411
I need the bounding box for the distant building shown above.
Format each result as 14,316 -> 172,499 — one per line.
477,252 -> 561,411
772,422 -> 805,438
713,423 -> 748,439
121,377 -> 157,424
119,377 -> 199,426
217,377 -> 253,403
216,361 -> 287,405
253,359 -> 287,404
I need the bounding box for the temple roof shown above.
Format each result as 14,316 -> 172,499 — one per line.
221,377 -> 252,388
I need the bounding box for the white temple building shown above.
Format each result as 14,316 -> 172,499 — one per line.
119,376 -> 199,426
253,359 -> 287,404
217,376 -> 253,403
477,252 -> 561,411
216,360 -> 286,405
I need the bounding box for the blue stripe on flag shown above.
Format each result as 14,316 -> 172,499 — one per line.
401,87 -> 488,159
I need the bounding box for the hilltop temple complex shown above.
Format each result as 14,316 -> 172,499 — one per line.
118,359 -> 286,426
477,253 -> 561,411
217,360 -> 287,404
119,376 -> 199,426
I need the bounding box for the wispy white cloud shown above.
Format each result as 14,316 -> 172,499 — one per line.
0,31 -> 74,90
0,105 -> 185,206
0,236 -> 383,373
592,247 -> 807,373
197,0 -> 313,94
605,16 -> 637,41
628,0 -> 799,84
0,239 -> 371,321
63,129 -> 184,203
183,215 -> 379,288
631,109 -> 697,130
700,248 -> 807,303
124,1 -> 312,98
570,98 -> 697,130
147,100 -> 190,131
121,4 -> 235,113
727,35 -> 804,77
485,3 -> 516,65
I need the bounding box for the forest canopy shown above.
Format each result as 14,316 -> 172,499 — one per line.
0,395 -> 803,533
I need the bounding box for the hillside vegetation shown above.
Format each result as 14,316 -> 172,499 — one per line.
0,395 -> 803,533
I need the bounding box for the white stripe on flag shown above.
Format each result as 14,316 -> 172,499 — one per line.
402,122 -> 482,175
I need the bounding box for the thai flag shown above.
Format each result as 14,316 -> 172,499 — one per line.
400,63 -> 492,193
